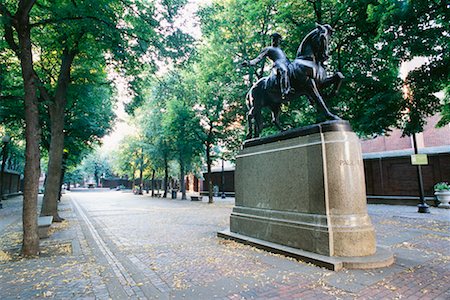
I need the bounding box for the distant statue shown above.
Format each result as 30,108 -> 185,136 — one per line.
243,24 -> 344,139
242,33 -> 292,98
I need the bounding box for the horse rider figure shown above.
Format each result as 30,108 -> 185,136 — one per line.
242,33 -> 291,99
241,24 -> 344,139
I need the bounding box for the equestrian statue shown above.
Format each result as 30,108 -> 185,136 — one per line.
242,24 -> 344,139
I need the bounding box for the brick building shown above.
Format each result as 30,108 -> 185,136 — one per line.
361,115 -> 450,153
361,114 -> 450,204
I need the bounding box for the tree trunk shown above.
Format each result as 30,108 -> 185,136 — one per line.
206,143 -> 214,204
138,156 -> 143,195
131,166 -> 136,193
163,157 -> 168,198
179,156 -> 186,200
41,108 -> 65,220
151,169 -> 155,197
58,155 -> 67,201
16,0 -> 40,256
94,167 -> 99,187
41,48 -> 76,222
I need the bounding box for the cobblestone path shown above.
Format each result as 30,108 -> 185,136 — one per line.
0,189 -> 449,299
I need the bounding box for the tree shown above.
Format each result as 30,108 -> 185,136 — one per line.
163,96 -> 203,200
79,151 -> 113,187
111,135 -> 153,194
144,71 -> 204,200
437,87 -> 450,127
1,40 -> 116,213
366,0 -> 449,134
139,71 -> 201,199
1,0 -> 42,256
112,139 -> 137,185
63,165 -> 83,189
40,50 -> 117,220
0,126 -> 26,173
141,105 -> 175,198
184,44 -> 242,203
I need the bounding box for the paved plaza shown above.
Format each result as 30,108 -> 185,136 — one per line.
0,189 -> 449,299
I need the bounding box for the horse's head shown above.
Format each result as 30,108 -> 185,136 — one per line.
313,23 -> 333,62
297,23 -> 333,62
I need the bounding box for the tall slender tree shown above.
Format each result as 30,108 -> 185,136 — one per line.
1,0 -> 41,256
141,108 -> 174,198
163,97 -> 203,200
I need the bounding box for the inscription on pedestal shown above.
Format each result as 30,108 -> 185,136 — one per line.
339,159 -> 362,167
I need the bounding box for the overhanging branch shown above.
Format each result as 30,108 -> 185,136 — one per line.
31,15 -> 156,45
0,3 -> 19,55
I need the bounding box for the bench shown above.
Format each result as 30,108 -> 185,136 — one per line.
190,196 -> 203,201
38,216 -> 53,239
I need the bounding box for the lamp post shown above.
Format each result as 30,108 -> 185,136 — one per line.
0,135 -> 11,208
221,159 -> 226,199
412,134 -> 430,213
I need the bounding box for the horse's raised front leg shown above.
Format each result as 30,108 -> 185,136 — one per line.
307,78 -> 341,120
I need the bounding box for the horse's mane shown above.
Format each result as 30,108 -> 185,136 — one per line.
296,28 -> 319,59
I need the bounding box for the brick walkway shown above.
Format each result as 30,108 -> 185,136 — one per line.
0,190 -> 449,299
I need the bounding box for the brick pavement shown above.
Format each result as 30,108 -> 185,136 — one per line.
0,190 -> 449,299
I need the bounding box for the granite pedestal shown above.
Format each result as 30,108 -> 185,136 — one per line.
218,120 -> 394,270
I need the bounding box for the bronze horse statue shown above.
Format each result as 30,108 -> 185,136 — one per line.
245,24 -> 344,139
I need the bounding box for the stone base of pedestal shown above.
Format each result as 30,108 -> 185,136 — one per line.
219,120 -> 393,269
218,229 -> 394,271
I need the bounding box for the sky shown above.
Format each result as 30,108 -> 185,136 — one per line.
399,56 -> 428,80
100,75 -> 134,152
